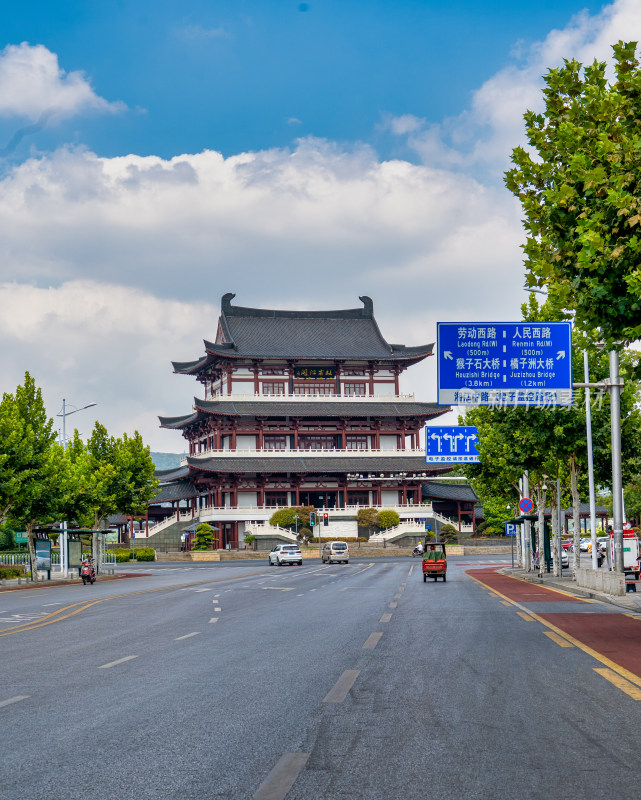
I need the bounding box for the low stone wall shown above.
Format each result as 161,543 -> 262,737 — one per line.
575,567 -> 626,596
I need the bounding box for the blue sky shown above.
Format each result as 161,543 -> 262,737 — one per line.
2,0 -> 604,161
0,0 -> 634,449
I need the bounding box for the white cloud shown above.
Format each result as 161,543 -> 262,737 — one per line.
0,42 -> 124,121
0,280 -> 213,451
390,0 -> 641,174
2,1 -> 639,449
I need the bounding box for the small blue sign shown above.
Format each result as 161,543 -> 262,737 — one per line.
425,425 -> 480,463
437,321 -> 572,407
505,523 -> 517,537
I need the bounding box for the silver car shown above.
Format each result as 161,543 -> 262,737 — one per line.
268,544 -> 303,566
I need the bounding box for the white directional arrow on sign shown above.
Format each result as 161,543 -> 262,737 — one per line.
443,351 -> 453,360
556,351 -> 566,360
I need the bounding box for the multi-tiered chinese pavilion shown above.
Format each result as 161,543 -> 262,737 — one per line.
156,293 -> 451,548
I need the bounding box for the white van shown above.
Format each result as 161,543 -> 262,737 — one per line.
322,541 -> 349,564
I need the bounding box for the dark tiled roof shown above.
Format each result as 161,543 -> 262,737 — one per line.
186,454 -> 453,475
173,294 -> 433,372
151,480 -> 199,503
421,482 -> 479,502
154,466 -> 190,481
159,398 -> 447,429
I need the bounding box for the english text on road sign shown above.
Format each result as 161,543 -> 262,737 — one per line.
437,321 -> 573,407
424,425 -> 480,463
519,498 -> 534,515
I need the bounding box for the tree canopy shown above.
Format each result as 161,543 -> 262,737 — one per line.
505,41 -> 641,350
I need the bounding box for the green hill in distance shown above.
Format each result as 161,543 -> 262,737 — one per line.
151,452 -> 186,470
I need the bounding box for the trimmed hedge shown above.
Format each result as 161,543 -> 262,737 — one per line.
110,547 -> 156,562
133,547 -> 155,561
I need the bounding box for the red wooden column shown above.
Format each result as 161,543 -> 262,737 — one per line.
231,422 -> 237,450
394,368 -> 400,396
293,419 -> 299,450
258,419 -> 264,450
226,365 -> 233,395
368,364 -> 375,396
253,362 -> 259,394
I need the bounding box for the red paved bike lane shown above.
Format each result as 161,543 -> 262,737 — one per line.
467,568 -> 641,682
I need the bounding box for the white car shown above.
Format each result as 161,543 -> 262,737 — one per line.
268,544 -> 303,566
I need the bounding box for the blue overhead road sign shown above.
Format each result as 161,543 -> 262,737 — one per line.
425,425 -> 480,463
437,321 -> 572,407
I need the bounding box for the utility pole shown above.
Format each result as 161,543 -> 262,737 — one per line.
609,350 -> 624,573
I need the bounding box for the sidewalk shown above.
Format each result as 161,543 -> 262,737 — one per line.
501,565 -> 641,613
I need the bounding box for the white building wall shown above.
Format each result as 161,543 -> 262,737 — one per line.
381,490 -> 399,506
237,435 -> 256,450
238,492 -> 258,507
324,519 -> 358,539
379,435 -> 398,450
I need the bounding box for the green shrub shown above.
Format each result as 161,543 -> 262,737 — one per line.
112,548 -> 134,562
133,547 -> 155,561
439,523 -> 459,543
0,565 -> 26,580
192,523 -> 217,551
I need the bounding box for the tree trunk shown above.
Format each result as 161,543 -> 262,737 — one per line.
569,454 -> 581,577
534,483 -> 547,577
550,480 -> 559,577
26,521 -> 40,583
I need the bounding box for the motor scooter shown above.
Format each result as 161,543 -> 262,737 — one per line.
412,546 -> 424,557
81,559 -> 96,585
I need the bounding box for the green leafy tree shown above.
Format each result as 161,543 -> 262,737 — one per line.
192,523 -> 216,550
0,523 -> 15,550
268,506 -> 314,531
85,424 -> 158,564
2,374 -> 61,581
376,510 -> 400,530
356,507 -> 379,538
505,41 -> 641,350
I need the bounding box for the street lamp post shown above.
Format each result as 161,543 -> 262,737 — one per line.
56,399 -> 97,577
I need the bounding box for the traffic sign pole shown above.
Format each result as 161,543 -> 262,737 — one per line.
437,321 -> 573,407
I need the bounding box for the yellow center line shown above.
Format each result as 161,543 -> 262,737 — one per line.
544,631 -> 574,648
467,571 -> 641,690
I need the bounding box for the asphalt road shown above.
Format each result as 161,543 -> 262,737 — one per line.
2,556 -> 640,800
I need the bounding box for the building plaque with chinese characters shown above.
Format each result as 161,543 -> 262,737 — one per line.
294,366 -> 336,380
437,322 -> 573,407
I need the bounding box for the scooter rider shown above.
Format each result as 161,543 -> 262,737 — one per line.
413,541 -> 424,557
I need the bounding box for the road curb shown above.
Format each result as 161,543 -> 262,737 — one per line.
499,567 -> 641,613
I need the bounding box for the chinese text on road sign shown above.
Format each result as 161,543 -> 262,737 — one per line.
437,322 -> 572,407
425,425 -> 480,463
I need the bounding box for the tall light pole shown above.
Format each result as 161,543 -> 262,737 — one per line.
56,399 -> 97,577
525,288 -> 602,572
